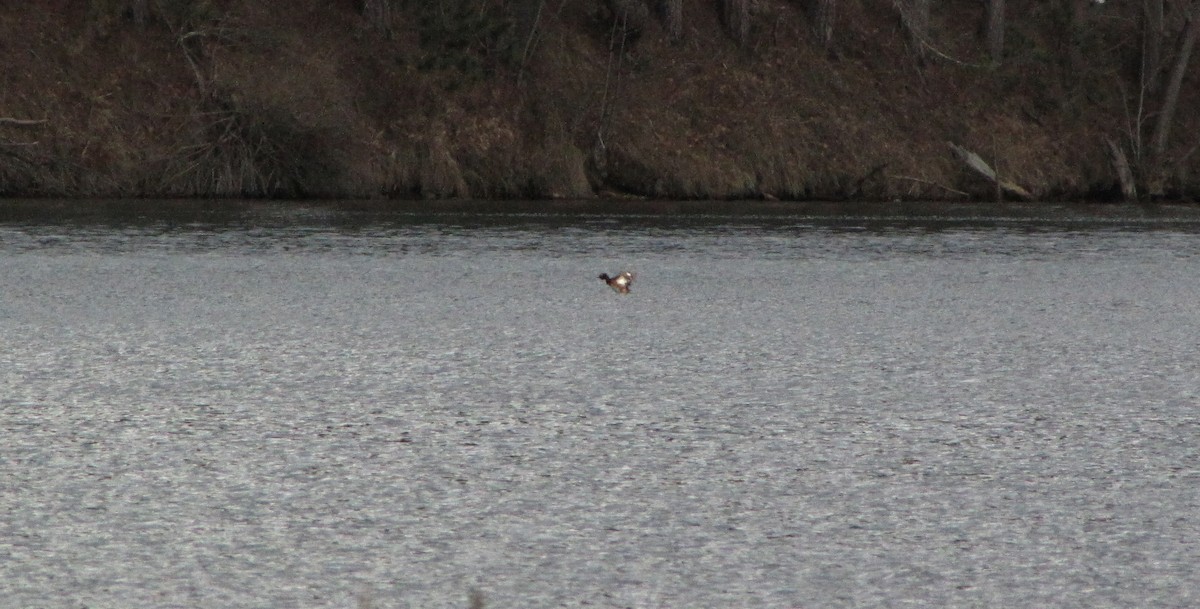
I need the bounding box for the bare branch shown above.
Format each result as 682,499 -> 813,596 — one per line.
890,1 -> 985,67
886,174 -> 969,197
0,117 -> 48,127
516,0 -> 547,88
985,0 -> 1005,62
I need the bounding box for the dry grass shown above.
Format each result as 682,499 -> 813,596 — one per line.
1,0 -> 1198,200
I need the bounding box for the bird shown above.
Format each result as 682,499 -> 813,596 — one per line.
598,271 -> 636,294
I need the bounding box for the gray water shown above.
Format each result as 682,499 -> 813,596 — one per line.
3,201 -> 1200,609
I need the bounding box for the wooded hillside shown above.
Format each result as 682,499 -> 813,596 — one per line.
2,0 -> 1198,201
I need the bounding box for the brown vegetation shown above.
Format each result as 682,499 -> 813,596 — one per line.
1,0 -> 1198,201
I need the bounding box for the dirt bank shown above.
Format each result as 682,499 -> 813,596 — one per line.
2,1 -> 1198,201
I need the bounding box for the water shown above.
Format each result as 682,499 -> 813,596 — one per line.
3,200 -> 1200,609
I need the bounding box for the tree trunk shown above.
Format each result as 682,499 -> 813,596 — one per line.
811,0 -> 836,51
130,0 -> 149,25
985,0 -> 1005,62
912,0 -> 930,42
1065,0 -> 1090,76
362,0 -> 394,33
721,0 -> 750,46
899,0 -> 931,59
1143,0 -> 1165,95
1107,138 -> 1138,201
1148,1 -> 1200,194
606,0 -> 649,36
662,0 -> 683,41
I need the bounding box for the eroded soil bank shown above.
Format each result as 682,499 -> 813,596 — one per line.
2,1 -> 1198,202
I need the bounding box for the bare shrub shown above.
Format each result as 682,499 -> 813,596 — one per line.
156,93 -> 342,197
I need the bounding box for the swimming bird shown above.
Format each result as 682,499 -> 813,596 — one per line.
599,271 -> 636,294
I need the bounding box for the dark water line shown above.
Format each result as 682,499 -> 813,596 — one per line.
5,199 -> 1200,230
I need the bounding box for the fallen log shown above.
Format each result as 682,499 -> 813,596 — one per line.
947,141 -> 1031,199
0,117 -> 48,126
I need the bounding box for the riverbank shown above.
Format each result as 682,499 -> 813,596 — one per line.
2,1 -> 1198,202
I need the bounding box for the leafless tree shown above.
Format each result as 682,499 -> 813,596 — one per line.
894,0 -> 930,58
605,0 -> 650,39
662,0 -> 683,41
362,0 -> 394,34
1063,0 -> 1091,76
1142,0 -> 1165,94
721,0 -> 750,45
130,0 -> 149,25
911,0 -> 930,47
1148,0 -> 1200,193
811,0 -> 836,51
985,0 -> 1005,62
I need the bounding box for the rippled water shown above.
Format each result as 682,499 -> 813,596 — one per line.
3,201 -> 1200,609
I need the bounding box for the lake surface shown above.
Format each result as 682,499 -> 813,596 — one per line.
3,200 -> 1200,609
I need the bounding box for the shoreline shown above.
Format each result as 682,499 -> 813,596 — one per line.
6,197 -> 1200,228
